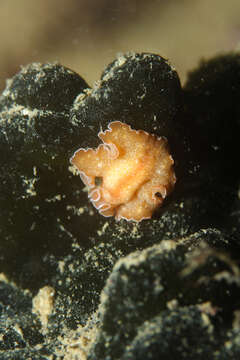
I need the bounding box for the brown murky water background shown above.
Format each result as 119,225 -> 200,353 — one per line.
0,0 -> 239,90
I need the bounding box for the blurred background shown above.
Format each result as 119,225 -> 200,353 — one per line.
0,0 -> 240,91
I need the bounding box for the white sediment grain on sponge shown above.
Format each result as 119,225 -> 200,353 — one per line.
101,53 -> 128,83
21,175 -> 38,198
66,205 -> 85,216
32,285 -> 55,332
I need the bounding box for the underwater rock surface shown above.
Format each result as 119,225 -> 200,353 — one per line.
0,53 -> 239,359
